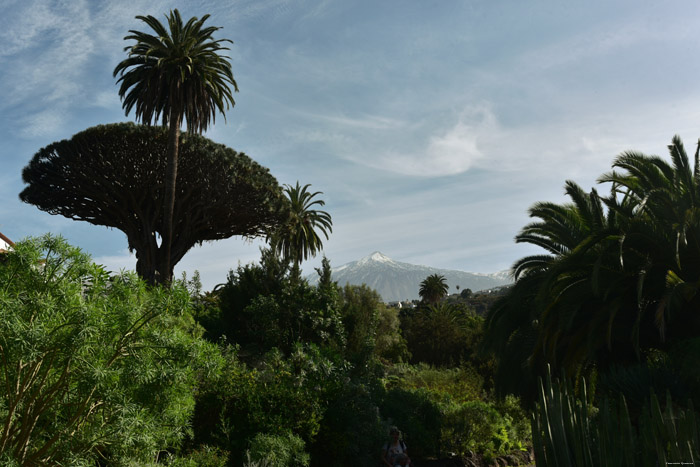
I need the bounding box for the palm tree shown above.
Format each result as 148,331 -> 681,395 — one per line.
599,136 -> 700,344
484,136 -> 700,403
113,9 -> 238,284
272,182 -> 333,273
419,274 -> 449,304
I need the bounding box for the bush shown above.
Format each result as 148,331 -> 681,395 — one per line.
385,363 -> 485,403
0,235 -> 221,465
208,249 -> 345,355
164,445 -> 229,467
248,432 -> 309,467
309,378 -> 387,466
401,303 -> 484,367
193,344 -> 342,460
382,365 -> 530,459
441,400 -> 525,457
379,388 -> 443,458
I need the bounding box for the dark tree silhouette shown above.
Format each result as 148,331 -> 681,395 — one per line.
419,274 -> 449,304
20,123 -> 287,285
483,136 -> 700,402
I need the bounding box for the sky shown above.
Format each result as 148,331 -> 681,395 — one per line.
2,0 -> 700,291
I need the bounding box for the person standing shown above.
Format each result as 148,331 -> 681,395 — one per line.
382,426 -> 411,467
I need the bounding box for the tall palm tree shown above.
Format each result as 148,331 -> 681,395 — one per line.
419,274 -> 449,304
484,136 -> 700,403
113,9 -> 238,284
272,182 -> 333,271
599,136 -> 700,343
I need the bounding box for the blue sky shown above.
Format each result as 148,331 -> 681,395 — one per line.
3,0 -> 700,290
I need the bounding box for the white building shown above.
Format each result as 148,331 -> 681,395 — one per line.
0,232 -> 14,253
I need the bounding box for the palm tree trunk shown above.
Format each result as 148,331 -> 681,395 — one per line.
162,108 -> 182,286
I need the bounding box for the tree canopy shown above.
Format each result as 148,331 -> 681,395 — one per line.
20,123 -> 288,284
484,135 -> 700,402
271,182 -> 333,270
419,273 -> 449,304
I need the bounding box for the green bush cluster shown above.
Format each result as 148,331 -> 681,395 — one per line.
0,235 -> 221,465
248,432 -> 309,467
382,365 -> 531,460
0,236 -> 532,465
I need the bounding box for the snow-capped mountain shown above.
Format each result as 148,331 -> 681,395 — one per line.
308,252 -> 512,302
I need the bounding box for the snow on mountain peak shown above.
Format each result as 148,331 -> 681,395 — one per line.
358,251 -> 394,265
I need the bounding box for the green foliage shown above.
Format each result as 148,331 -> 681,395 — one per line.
0,235 -> 220,465
485,136 -> 700,402
309,377 -> 386,466
375,303 -> 411,364
113,9 -> 237,133
193,344 -> 342,461
402,303 -> 485,367
385,363 -> 485,404
339,284 -> 380,367
248,432 -> 309,467
379,388 -> 443,458
208,249 -> 345,355
441,400 -> 509,457
270,182 -> 333,271
163,445 -> 229,467
339,284 -> 409,368
532,366 -> 700,466
382,365 -> 530,459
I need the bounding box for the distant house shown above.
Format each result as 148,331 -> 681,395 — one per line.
0,232 -> 14,254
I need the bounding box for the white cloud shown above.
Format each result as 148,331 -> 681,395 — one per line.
173,237 -> 269,290
93,249 -> 137,273
308,112 -> 406,131
375,120 -> 483,176
20,109 -> 66,139
286,106 -> 495,177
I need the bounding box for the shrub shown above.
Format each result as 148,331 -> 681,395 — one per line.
379,388 -> 443,458
401,303 -> 484,367
248,432 -> 309,467
309,378 -> 386,466
385,363 -> 485,403
163,445 -> 229,467
193,344 -> 342,460
209,249 -> 345,355
441,400 -> 502,456
0,235 -> 220,465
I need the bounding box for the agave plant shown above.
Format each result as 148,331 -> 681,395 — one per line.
532,365 -> 700,466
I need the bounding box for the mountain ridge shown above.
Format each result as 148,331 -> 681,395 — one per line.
308,252 -> 512,302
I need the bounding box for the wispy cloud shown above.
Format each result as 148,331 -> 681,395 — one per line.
288,105 -> 494,177
19,109 -> 66,139
306,112 -> 406,131
0,0 -> 176,138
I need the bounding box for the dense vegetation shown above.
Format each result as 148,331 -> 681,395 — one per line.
484,136 -> 700,464
0,235 -> 531,465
